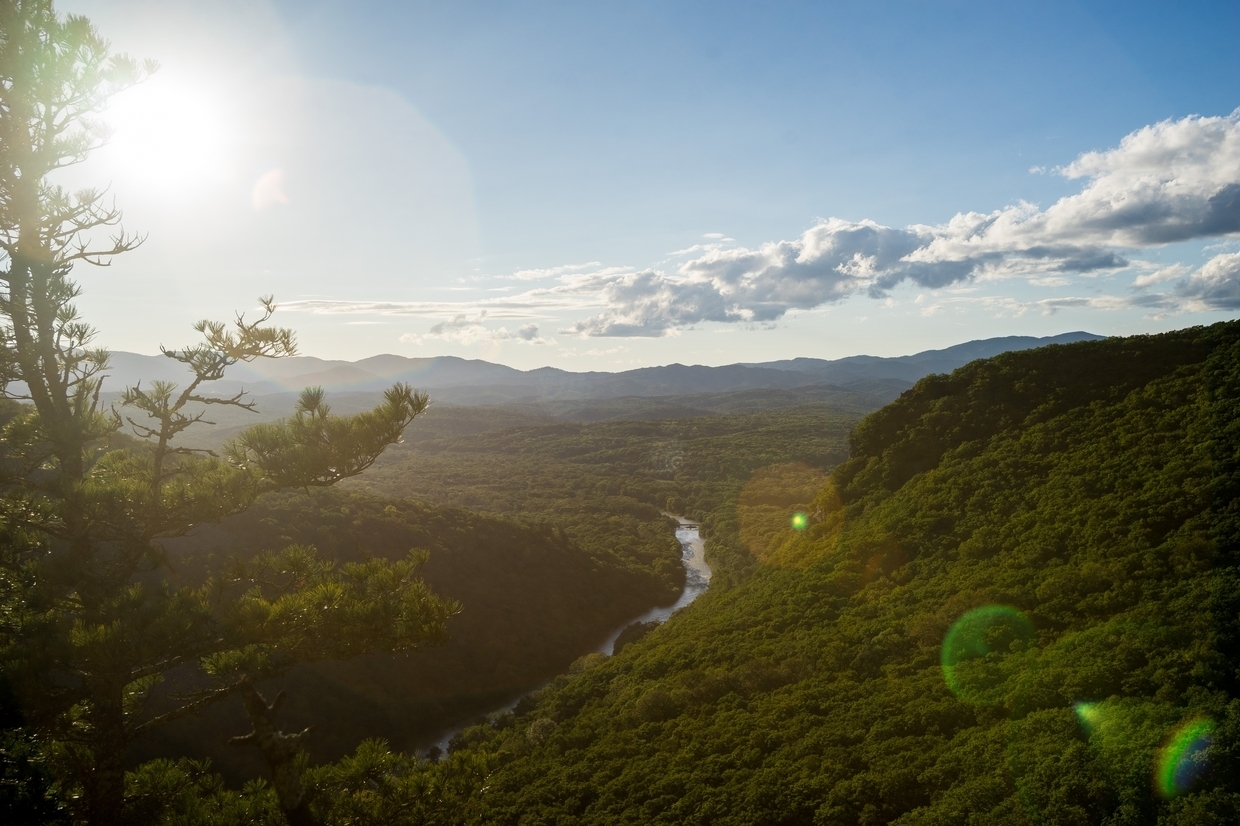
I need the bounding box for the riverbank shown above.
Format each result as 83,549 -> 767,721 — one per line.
595,517 -> 711,654
416,516 -> 711,756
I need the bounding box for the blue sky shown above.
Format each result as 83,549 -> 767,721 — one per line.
63,1 -> 1240,368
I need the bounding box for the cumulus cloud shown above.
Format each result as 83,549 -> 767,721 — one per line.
1132,264 -> 1190,288
399,312 -> 555,346
1176,251 -> 1240,310
1053,117 -> 1240,245
563,109 -> 1240,336
279,110 -> 1240,338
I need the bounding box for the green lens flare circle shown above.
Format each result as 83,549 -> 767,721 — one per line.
1155,717 -> 1214,799
940,605 -> 1034,704
790,512 -> 809,531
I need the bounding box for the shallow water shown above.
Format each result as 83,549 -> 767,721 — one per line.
595,518 -> 711,654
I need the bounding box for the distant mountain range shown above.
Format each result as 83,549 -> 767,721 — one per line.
102,332 -> 1103,406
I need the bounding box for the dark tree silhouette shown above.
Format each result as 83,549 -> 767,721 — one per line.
0,3 -> 456,824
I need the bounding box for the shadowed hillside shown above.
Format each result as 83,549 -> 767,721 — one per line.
129,492 -> 679,781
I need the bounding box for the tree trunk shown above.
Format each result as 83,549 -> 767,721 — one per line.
82,686 -> 128,826
232,681 -> 316,826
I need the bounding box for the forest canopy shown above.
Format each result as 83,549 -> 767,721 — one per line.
28,319 -> 1231,826
415,322 -> 1240,825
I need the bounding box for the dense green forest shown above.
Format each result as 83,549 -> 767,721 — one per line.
2,328 -> 869,822
120,400 -> 865,789
10,316 -> 1240,823
126,492 -> 674,781
350,402 -> 863,589
424,321 -> 1239,824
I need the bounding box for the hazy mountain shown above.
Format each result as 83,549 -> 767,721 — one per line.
99,331 -> 1103,403
742,331 -> 1102,383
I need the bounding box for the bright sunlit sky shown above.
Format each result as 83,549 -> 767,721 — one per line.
60,0 -> 1240,369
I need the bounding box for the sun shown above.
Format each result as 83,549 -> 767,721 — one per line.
94,70 -> 236,195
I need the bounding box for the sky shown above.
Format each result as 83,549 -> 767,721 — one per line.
59,0 -> 1240,369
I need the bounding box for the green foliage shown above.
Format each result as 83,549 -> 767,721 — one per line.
123,759 -> 284,826
131,490 -> 677,781
0,728 -> 71,825
111,741 -> 494,826
229,385 -> 428,489
304,740 -> 493,825
352,403 -> 862,591
116,394 -> 867,813
204,546 -> 455,679
409,321 -> 1240,824
0,5 -> 456,822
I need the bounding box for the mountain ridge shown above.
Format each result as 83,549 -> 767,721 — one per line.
101,331 -> 1103,403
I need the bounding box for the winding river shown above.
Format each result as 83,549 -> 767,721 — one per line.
419,517 -> 711,755
595,516 -> 712,654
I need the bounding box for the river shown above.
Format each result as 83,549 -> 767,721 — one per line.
595,516 -> 712,653
418,516 -> 711,755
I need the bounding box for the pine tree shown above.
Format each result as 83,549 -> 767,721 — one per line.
0,3 -> 456,823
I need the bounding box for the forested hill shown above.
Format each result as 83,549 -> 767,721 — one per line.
427,321 -> 1240,824
129,491 -> 680,781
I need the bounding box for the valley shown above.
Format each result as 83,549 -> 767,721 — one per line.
9,314 -> 1240,824
110,323 -> 1240,824
3,6 -> 1234,822
128,387 -> 870,782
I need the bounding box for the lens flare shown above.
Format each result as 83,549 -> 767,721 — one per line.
1155,717 -> 1214,799
1074,701 -> 1103,732
252,168 -> 290,210
941,605 -> 1034,703
737,463 -> 827,563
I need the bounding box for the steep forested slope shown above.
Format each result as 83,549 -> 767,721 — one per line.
128,491 -> 676,780
433,322 -> 1240,824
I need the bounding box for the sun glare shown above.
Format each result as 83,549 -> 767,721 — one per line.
97,71 -> 236,194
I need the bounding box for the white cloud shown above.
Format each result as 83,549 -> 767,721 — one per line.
278,110 -> 1240,340
668,242 -> 731,256
504,262 -> 629,281
1132,264 -> 1190,288
399,312 -> 555,346
560,109 -> 1240,336
1030,276 -> 1072,287
281,287 -> 603,319
950,251 -> 1240,316
560,345 -> 629,358
1176,251 -> 1240,310
1053,113 -> 1240,245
